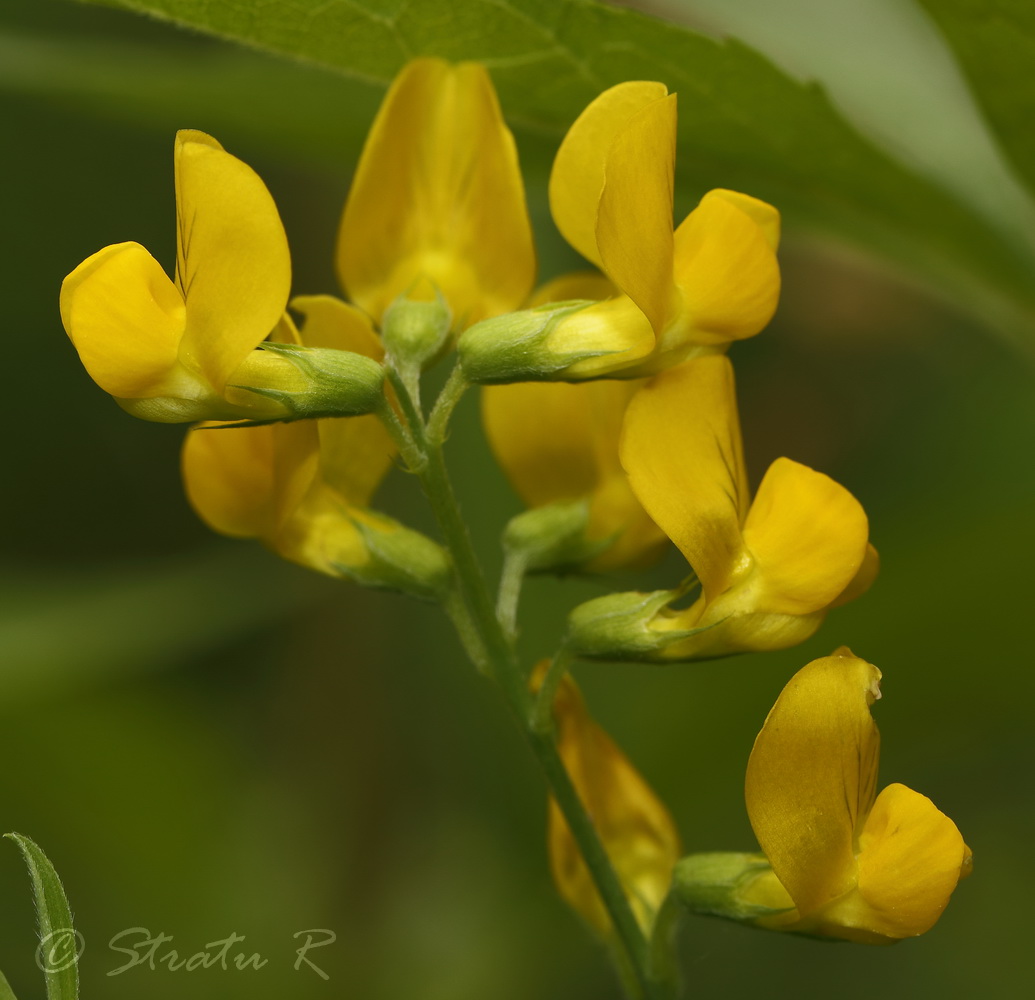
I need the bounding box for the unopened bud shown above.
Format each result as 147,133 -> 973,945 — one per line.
334,515 -> 452,602
503,500 -> 609,573
458,300 -> 610,384
381,292 -> 452,373
672,853 -> 793,925
566,588 -> 715,661
230,342 -> 385,419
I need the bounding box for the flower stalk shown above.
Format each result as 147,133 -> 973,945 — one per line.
380,358 -> 671,999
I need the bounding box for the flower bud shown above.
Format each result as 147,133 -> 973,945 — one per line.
672,853 -> 792,925
381,291 -> 453,373
231,342 -> 385,419
458,300 -> 609,383
334,515 -> 452,602
565,587 -> 714,661
503,500 -> 609,573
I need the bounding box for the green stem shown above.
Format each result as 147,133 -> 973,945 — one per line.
531,644 -> 574,735
415,427 -> 657,998
426,363 -> 469,443
647,892 -> 683,999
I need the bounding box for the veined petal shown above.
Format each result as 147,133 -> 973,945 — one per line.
596,93 -> 677,333
174,130 -> 291,390
181,423 -> 277,539
670,190 -> 780,346
742,457 -> 869,616
337,58 -> 534,327
550,81 -> 669,269
61,242 -> 187,399
745,649 -> 882,917
845,783 -> 969,939
621,356 -> 748,602
543,669 -> 681,937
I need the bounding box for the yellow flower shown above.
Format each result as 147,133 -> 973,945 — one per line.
182,296 -> 398,579
458,81 -> 779,382
620,355 -> 876,659
537,663 -> 681,938
481,274 -> 667,571
61,130 -> 295,423
337,57 -> 536,330
742,648 -> 972,943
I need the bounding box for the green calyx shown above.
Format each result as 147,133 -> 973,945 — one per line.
233,342 -> 385,419
457,300 -> 614,384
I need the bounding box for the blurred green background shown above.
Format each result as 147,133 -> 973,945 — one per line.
1,0 -> 1032,997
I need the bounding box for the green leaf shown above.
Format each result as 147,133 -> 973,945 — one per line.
65,0 -> 1035,343
0,970 -> 19,1000
918,0 -> 1035,198
4,834 -> 80,1000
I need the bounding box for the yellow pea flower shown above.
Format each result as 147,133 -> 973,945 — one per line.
619,355 -> 877,659
537,663 -> 681,938
741,648 -> 972,943
459,82 -> 779,382
337,57 -> 536,330
482,274 -> 667,572
61,130 -> 296,423
182,295 -> 444,594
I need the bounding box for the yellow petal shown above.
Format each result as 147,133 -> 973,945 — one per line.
670,190 -> 780,346
290,294 -> 384,359
482,381 -> 602,507
830,542 -> 880,608
528,270 -> 617,307
174,130 -> 291,390
316,413 -> 395,507
844,783 -> 969,938
621,356 -> 748,602
549,81 -> 669,269
337,58 -> 534,327
596,93 -> 677,333
181,423 -> 278,539
60,242 -> 188,399
543,668 -> 681,937
745,649 -> 882,917
483,378 -> 662,570
742,457 -> 869,616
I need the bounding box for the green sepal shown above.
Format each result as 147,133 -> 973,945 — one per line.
233,342 -> 385,419
332,517 -> 452,602
672,852 -> 794,924
4,833 -> 80,1000
565,586 -> 716,661
458,301 -> 617,383
502,500 -> 611,574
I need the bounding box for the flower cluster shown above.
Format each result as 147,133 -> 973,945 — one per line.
60,54 -> 970,983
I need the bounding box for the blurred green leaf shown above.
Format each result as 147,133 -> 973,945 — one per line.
3,834 -> 78,1000
0,28 -> 381,169
58,0 -> 1035,344
0,970 -> 18,1000
918,0 -> 1035,198
0,550 -> 323,704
